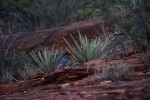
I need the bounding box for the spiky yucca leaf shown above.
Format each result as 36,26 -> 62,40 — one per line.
64,33 -> 106,62
30,48 -> 65,74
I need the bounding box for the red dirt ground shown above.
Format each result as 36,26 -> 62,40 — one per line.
0,52 -> 150,100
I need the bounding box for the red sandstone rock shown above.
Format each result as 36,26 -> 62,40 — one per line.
32,68 -> 94,86
0,19 -> 111,52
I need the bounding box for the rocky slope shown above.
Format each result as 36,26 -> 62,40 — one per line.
0,52 -> 150,100
0,19 -> 149,100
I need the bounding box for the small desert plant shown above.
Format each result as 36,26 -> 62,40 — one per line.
64,33 -> 108,62
101,62 -> 134,81
30,48 -> 65,74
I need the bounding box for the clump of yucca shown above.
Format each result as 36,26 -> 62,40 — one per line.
64,33 -> 108,62
30,48 -> 65,74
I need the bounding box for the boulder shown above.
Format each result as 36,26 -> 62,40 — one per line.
0,19 -> 111,52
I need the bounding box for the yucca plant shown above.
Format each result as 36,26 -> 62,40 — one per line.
64,33 -> 108,62
30,48 -> 65,74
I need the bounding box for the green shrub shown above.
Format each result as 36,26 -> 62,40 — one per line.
30,48 -> 65,74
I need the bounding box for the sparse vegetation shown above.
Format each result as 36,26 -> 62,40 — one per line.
0,51 -> 34,83
94,62 -> 134,82
93,62 -> 134,84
